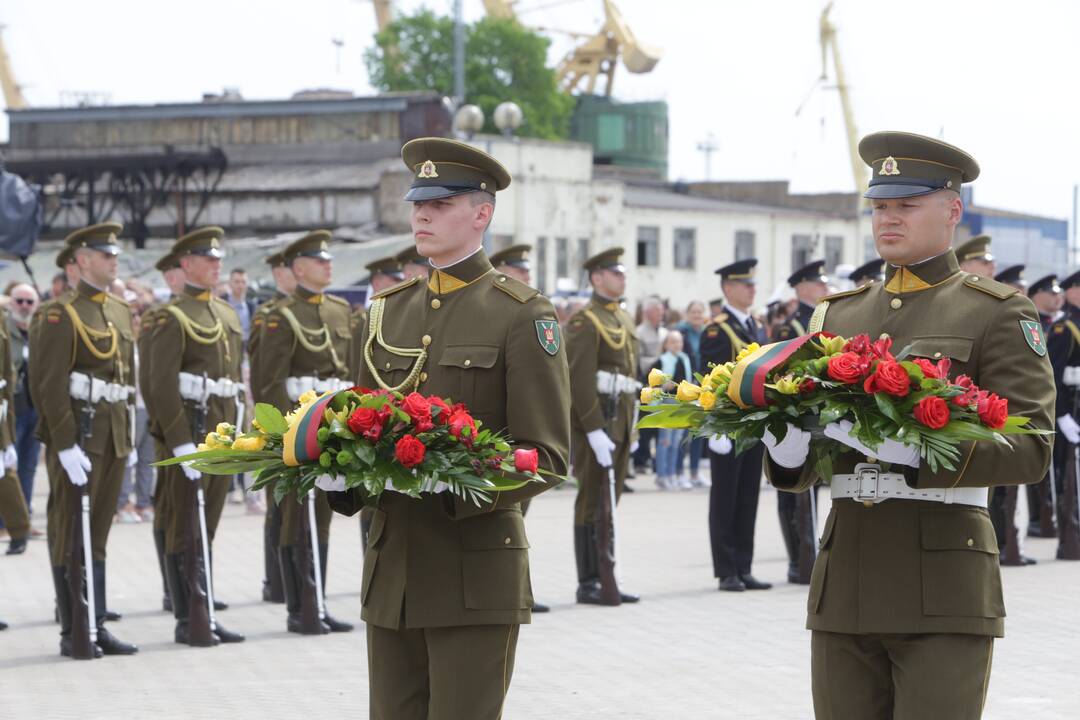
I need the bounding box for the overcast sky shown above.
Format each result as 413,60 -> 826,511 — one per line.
2,0 -> 1078,226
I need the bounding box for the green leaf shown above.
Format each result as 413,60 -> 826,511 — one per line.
254,403 -> 289,435
873,393 -> 903,426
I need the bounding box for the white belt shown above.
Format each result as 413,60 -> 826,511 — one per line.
69,372 -> 135,404
596,370 -> 642,395
831,464 -> 988,507
1064,367 -> 1080,386
286,376 -> 353,402
178,372 -> 245,401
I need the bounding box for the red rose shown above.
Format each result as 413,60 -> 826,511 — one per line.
913,396 -> 950,429
448,408 -> 477,447
394,434 -> 426,468
428,396 -> 451,424
977,392 -> 1008,429
800,378 -> 817,394
863,360 -> 911,397
514,448 -> 539,473
843,335 -> 872,355
401,392 -> 434,432
912,358 -> 940,379
827,352 -> 867,384
347,407 -> 381,437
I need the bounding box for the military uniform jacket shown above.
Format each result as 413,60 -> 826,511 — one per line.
565,295 -> 638,444
29,280 -> 135,456
1049,302 -> 1080,420
773,301 -> 815,342
147,284 -> 244,449
248,290 -> 288,404
766,251 -> 1054,637
138,300 -> 170,442
0,308 -> 16,448
326,250 -> 571,630
700,305 -> 763,369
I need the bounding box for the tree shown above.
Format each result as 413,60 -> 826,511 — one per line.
365,10 -> 574,140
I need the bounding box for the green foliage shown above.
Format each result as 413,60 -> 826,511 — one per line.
364,10 -> 574,139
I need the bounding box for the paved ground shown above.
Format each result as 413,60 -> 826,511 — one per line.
2,472 -> 1078,719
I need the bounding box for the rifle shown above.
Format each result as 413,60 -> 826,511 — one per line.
67,376 -> 97,658
1061,382 -> 1080,558
595,371 -> 621,606
298,489 -> 327,633
184,373 -> 216,645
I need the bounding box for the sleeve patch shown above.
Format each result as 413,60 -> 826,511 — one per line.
1020,320 -> 1047,356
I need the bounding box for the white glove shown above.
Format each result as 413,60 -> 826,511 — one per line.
708,435 -> 733,455
1058,414 -> 1080,444
315,473 -> 346,492
586,429 -> 616,468
823,419 -> 920,468
2,444 -> 16,469
59,446 -> 92,487
172,443 -> 201,482
762,424 -> 812,468
629,440 -> 639,454
126,448 -> 138,468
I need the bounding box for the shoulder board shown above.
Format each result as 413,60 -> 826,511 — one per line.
492,274 -> 538,303
211,296 -> 235,309
820,284 -> 871,303
963,275 -> 1017,300
712,313 -> 728,324
107,293 -> 130,308
324,293 -> 350,307
372,276 -> 420,300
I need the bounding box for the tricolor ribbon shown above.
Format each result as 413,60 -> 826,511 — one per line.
282,391 -> 339,467
726,333 -> 821,409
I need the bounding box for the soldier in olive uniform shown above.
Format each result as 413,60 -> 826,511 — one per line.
761,131 -> 1054,719
251,250 -> 295,604
148,227 -> 244,646
955,234 -> 995,278
0,304 -> 29,558
256,231 -> 354,633
29,223 -> 138,658
848,258 -> 885,288
324,137 -> 570,719
699,259 -> 771,591
1046,269 -> 1080,560
772,260 -> 830,584
566,247 -> 642,605
490,243 -> 532,286
1027,273 -> 1063,538
396,244 -> 431,281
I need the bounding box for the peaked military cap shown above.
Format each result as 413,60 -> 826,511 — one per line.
154,252 -> 181,272
64,221 -> 123,257
55,245 -> 76,269
490,243 -> 532,270
265,250 -> 288,268
993,264 -> 1025,287
1061,269 -> 1080,290
395,244 -> 427,268
788,259 -> 828,287
715,258 -> 757,283
172,226 -> 225,259
858,131 -> 980,199
284,230 -> 333,262
401,137 -> 512,202
583,247 -> 625,273
956,234 -> 993,263
365,255 -> 405,281
1028,274 -> 1061,297
848,258 -> 885,284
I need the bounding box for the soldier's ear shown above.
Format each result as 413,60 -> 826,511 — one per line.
473,200 -> 494,231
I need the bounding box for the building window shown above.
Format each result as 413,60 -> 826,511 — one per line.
735,230 -> 755,261
536,236 -> 548,294
556,237 -> 569,281
824,235 -> 844,273
577,238 -> 590,272
791,234 -> 815,272
637,226 -> 659,267
674,228 -> 696,269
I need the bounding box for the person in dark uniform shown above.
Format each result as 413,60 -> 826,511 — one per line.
847,258 -> 885,288
771,260 -> 830,584
994,264 -> 1026,291
1027,273 -> 1063,539
1047,269 -> 1080,560
699,258 -> 771,592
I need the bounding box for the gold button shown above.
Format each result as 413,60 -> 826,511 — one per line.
421,335 -> 432,346
504,537 -> 511,545
970,276 -> 979,282
966,538 -> 974,547
499,276 -> 507,283
933,352 -> 942,358
384,361 -> 391,370
862,500 -> 874,508
890,298 -> 902,310
420,372 -> 428,382
431,298 -> 441,309
464,359 -> 471,367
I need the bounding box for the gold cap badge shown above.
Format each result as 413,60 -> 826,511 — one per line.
879,156 -> 901,176
418,160 -> 439,179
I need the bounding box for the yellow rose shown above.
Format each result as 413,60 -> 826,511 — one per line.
675,381 -> 702,403
640,387 -> 661,405
197,443 -> 210,452
204,433 -> 228,450
735,342 -> 761,363
818,335 -> 847,355
647,368 -> 666,388
709,363 -> 733,384
232,434 -> 268,452
699,390 -> 717,410
774,374 -> 801,395
298,390 -> 319,407
215,422 -> 233,436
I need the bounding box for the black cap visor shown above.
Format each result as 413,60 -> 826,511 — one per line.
864,182 -> 945,200
404,185 -> 479,202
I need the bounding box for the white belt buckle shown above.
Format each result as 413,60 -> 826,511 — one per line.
854,463 -> 883,505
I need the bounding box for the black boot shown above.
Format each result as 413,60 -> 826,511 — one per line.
777,498 -> 802,584
212,622 -> 245,643
53,566 -> 102,659
89,560 -> 122,621
280,545 -> 329,635
574,524 -> 602,604
165,553 -> 218,647
319,543 -> 353,632
92,561 -> 137,655
263,504 -> 285,603
154,529 -> 172,612
6,536 -> 27,555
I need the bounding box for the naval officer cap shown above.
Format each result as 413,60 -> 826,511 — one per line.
583,247 -> 625,274
956,234 -> 993,263
1028,274 -> 1061,297
1060,269 -> 1080,290
715,258 -> 758,283
489,243 -> 532,270
848,258 -> 885,284
64,222 -> 123,258
395,244 -> 427,268
401,137 -> 512,202
154,251 -> 181,272
858,131 -> 980,199
171,226 -> 226,259
365,255 -> 405,281
993,264 -> 1025,287
787,259 -> 828,287
284,230 -> 333,263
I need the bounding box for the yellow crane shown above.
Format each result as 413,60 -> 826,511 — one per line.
817,2 -> 865,196
0,26 -> 28,109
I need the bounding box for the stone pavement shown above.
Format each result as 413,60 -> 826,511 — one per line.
2,474 -> 1078,719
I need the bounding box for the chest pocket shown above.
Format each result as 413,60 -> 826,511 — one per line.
439,344 -> 500,411
370,346 -> 418,388
908,336 -> 973,375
